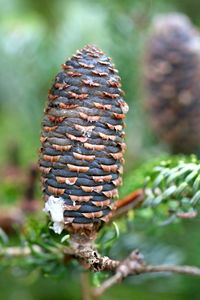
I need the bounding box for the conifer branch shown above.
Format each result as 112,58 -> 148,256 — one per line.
92,249 -> 200,297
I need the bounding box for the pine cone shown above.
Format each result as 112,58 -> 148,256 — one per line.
144,13 -> 200,154
39,45 -> 128,234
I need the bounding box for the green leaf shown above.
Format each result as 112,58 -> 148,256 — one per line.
175,182 -> 188,195
191,190 -> 200,206
193,176 -> 200,193
185,171 -> 198,183
161,185 -> 177,199
0,228 -> 8,245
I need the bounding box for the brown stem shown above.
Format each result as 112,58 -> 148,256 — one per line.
24,165 -> 38,201
92,249 -> 200,298
80,272 -> 91,300
0,245 -> 42,257
0,163 -> 40,234
21,164 -> 40,213
111,189 -> 145,221
0,208 -> 23,234
142,264 -> 200,276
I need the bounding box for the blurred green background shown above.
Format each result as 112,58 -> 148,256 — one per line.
1,0 -> 200,299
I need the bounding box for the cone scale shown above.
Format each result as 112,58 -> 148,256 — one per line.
39,45 -> 128,234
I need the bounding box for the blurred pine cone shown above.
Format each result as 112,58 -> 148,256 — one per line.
39,45 -> 128,234
144,13 -> 200,154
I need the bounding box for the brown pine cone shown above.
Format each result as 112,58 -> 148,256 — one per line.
39,45 -> 128,234
144,13 -> 200,154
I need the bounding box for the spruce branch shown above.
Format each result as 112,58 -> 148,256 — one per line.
92,253 -> 200,298
1,219 -> 200,299
1,155 -> 200,298
2,240 -> 200,300
109,155 -> 200,223
143,156 -> 200,221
